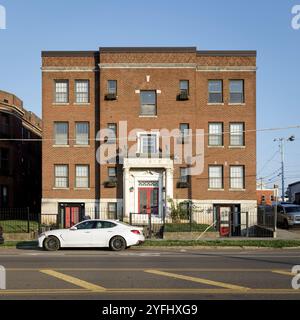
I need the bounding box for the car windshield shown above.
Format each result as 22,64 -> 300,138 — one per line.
285,207 -> 300,213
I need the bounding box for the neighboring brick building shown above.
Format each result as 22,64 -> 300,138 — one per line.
41,47 -> 257,229
0,90 -> 42,212
257,189 -> 277,206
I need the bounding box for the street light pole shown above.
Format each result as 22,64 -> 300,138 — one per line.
274,136 -> 295,202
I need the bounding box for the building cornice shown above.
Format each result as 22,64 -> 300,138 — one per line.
196,66 -> 257,72
99,63 -> 197,69
41,66 -> 98,72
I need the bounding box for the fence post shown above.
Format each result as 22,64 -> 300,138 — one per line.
189,204 -> 192,232
246,212 -> 249,237
129,212 -> 132,226
148,213 -> 152,239
27,207 -> 30,234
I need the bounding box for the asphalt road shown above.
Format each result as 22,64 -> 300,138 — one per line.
0,247 -> 300,300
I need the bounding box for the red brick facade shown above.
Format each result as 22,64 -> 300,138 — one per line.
41,47 -> 257,224
0,90 -> 42,212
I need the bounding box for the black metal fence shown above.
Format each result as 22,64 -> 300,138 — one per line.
0,205 -> 278,238
0,208 -> 39,233
129,205 -> 277,239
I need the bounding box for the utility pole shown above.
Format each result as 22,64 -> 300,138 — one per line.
274,136 -> 295,202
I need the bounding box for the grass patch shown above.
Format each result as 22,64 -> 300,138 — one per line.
0,220 -> 39,233
142,239 -> 300,248
164,223 -> 215,232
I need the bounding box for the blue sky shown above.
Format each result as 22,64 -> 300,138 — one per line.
0,0 -> 299,193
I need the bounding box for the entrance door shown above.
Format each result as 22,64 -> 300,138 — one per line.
218,206 -> 231,237
59,204 -> 84,228
138,188 -> 159,215
215,204 -> 241,237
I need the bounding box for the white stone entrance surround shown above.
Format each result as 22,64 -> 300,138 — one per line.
123,157 -> 174,217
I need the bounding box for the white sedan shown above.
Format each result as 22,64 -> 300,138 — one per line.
38,220 -> 145,251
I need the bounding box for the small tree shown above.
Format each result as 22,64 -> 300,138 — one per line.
167,198 -> 191,222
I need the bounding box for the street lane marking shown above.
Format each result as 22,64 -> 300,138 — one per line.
0,288 -> 299,296
145,269 -> 249,291
7,268 -> 290,272
272,270 -> 296,276
40,269 -> 106,292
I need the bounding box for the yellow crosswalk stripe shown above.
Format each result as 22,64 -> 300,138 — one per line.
272,270 -> 295,276
40,269 -> 106,292
145,269 -> 249,291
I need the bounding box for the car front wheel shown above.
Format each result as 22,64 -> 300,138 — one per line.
109,236 -> 126,251
43,236 -> 60,251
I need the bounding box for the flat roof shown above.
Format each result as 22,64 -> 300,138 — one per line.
99,47 -> 197,53
42,47 -> 256,57
41,51 -> 98,57
197,50 -> 256,57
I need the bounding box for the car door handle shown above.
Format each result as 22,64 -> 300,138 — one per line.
84,231 -> 91,234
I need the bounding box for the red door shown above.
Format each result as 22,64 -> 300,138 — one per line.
65,206 -> 80,228
138,188 -> 159,215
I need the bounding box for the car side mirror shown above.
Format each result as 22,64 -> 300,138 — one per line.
70,226 -> 77,231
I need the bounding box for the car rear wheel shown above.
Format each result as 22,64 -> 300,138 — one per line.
109,236 -> 126,251
43,236 -> 60,251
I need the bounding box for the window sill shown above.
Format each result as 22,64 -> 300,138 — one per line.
53,145 -> 70,148
139,115 -> 158,118
229,189 -> 246,192
208,145 -> 224,148
207,103 -> 224,106
74,103 -> 90,106
52,103 -> 70,106
53,188 -> 70,190
74,188 -> 91,191
229,146 -> 246,149
228,103 -> 246,106
208,189 -> 224,191
74,145 -> 90,148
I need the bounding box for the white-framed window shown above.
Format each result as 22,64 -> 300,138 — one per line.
230,123 -> 245,146
208,80 -> 223,103
108,80 -> 117,94
107,123 -> 117,144
229,80 -> 244,103
140,91 -> 157,116
180,123 -> 189,143
54,165 -> 69,188
209,165 -> 223,189
180,80 -> 189,95
108,167 -> 117,182
75,80 -> 89,103
75,122 -> 89,145
54,122 -> 68,145
230,166 -> 245,189
180,167 -> 189,183
139,133 -> 159,155
208,123 -> 223,146
108,202 -> 117,216
54,80 -> 69,103
75,165 -> 89,188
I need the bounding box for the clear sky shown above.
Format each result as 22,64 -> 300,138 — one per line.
0,0 -> 299,194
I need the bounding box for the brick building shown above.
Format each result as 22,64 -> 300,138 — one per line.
41,47 -> 257,229
0,90 -> 42,212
